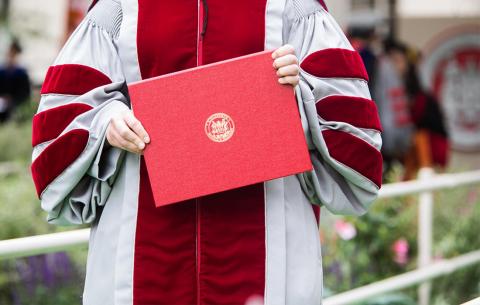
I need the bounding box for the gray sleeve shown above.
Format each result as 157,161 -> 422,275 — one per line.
283,0 -> 383,215
31,0 -> 129,225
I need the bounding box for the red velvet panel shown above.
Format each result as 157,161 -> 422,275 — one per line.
30,129 -> 89,197
40,64 -> 112,96
322,130 -> 382,187
136,0 -> 197,79
300,48 -> 369,81
199,1 -> 268,302
134,158 -> 197,305
199,184 -> 266,305
315,95 -> 382,131
134,1 -> 268,303
201,0 -> 267,64
134,2 -> 198,302
32,103 -> 93,147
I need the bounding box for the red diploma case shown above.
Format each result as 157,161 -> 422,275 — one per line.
128,50 -> 312,207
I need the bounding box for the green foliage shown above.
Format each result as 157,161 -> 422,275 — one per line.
0,100 -> 50,239
0,253 -> 86,305
0,170 -> 49,239
0,119 -> 32,164
0,165 -> 87,304
321,194 -> 419,292
321,179 -> 480,304
11,96 -> 39,124
0,99 -> 87,304
360,294 -> 417,305
430,185 -> 480,304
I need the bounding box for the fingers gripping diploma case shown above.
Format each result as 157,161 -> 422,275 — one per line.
128,50 -> 312,207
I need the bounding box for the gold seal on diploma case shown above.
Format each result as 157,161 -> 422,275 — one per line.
205,113 -> 235,143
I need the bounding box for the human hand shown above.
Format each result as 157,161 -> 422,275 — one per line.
272,44 -> 300,87
106,110 -> 150,154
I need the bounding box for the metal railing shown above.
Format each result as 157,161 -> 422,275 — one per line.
323,250 -> 480,305
462,296 -> 480,305
1,169 -> 480,304
0,228 -> 90,260
324,168 -> 480,305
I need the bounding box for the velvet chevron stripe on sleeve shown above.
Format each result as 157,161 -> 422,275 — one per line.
31,129 -> 90,197
300,48 -> 369,81
322,129 -> 383,187
32,103 -> 93,147
40,64 -> 112,95
315,95 -> 383,132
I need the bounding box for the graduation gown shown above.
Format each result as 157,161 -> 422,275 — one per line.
31,0 -> 383,304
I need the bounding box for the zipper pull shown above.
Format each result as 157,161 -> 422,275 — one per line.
201,0 -> 208,37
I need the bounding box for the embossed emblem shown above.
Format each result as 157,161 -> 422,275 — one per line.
205,113 -> 235,142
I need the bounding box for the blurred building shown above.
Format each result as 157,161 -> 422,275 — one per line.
1,0 -> 88,84
329,0 -> 479,45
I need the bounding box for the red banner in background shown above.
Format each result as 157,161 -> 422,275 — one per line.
64,0 -> 89,41
422,26 -> 480,152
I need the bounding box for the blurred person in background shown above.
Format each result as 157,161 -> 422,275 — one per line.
402,49 -> 449,180
373,39 -> 414,181
0,39 -> 31,122
348,26 -> 379,92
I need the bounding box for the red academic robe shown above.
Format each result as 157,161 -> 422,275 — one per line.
31,0 -> 382,304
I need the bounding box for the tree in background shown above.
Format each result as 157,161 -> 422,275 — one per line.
0,0 -> 9,24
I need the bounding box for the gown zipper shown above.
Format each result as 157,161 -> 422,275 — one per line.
198,0 -> 208,66
196,2 -> 207,303
196,0 -> 200,299
196,197 -> 201,305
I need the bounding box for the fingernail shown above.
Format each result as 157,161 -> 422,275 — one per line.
138,142 -> 145,149
144,136 -> 150,143
271,52 -> 276,58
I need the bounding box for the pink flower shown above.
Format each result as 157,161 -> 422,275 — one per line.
467,190 -> 478,204
244,295 -> 264,305
334,219 -> 357,240
433,254 -> 443,262
392,238 -> 409,266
